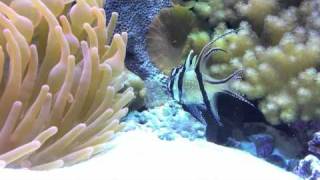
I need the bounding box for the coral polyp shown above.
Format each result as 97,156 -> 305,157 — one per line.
0,0 -> 134,169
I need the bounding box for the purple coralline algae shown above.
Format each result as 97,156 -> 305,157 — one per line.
294,155 -> 320,180
249,134 -> 274,158
309,131 -> 320,156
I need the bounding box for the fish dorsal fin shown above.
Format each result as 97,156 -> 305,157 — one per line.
219,69 -> 255,108
217,69 -> 256,108
184,50 -> 198,71
184,50 -> 194,67
197,29 -> 241,72
198,29 -> 241,62
204,69 -> 244,84
198,48 -> 226,76
205,69 -> 254,106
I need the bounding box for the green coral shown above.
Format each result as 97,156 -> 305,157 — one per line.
125,71 -> 146,110
230,32 -> 320,124
150,0 -> 320,125
202,1 -> 320,125
236,0 -> 279,29
186,31 -> 210,54
173,0 -> 241,27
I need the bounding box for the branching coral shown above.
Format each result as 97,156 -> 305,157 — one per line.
203,1 -> 320,125
0,0 -> 135,169
236,0 -> 279,29
148,0 -> 320,125
173,0 -> 242,28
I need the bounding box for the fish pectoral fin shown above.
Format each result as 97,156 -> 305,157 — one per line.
184,50 -> 198,70
211,96 -> 223,126
182,104 -> 208,126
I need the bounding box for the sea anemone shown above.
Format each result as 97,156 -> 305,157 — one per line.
0,0 -> 135,169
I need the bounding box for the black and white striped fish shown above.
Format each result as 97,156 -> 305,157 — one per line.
167,30 -> 255,140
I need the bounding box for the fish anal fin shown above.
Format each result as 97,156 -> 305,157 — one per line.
222,69 -> 255,107
182,104 -> 208,126
223,90 -> 255,108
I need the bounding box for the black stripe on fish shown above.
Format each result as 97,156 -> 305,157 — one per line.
177,64 -> 186,102
168,67 -> 179,96
168,65 -> 185,102
194,60 -> 224,127
170,51 -> 196,102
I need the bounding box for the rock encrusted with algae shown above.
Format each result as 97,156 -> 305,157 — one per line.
294,154 -> 320,180
123,101 -> 206,141
308,131 -> 320,156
